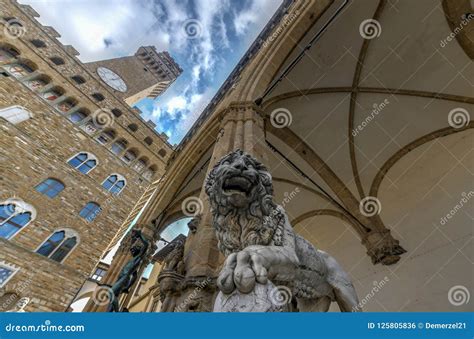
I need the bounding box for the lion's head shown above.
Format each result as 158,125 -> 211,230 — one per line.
205,150 -> 284,255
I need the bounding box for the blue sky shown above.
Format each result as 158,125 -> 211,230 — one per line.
22,0 -> 282,145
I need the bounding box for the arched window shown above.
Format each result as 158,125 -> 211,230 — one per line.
102,174 -> 126,195
0,200 -> 36,239
158,149 -> 167,157
50,57 -> 65,65
0,45 -> 20,61
36,229 -> 78,263
128,123 -> 138,132
55,98 -> 77,113
25,76 -> 49,91
30,39 -> 46,48
144,137 -> 153,145
110,139 -> 127,155
91,93 -> 105,102
68,109 -> 89,124
67,152 -> 98,174
79,202 -> 101,222
35,178 -> 65,198
111,108 -> 122,118
42,87 -> 64,102
96,129 -> 116,145
133,157 -> 148,173
3,62 -> 35,78
71,75 -> 86,84
143,166 -> 157,180
122,149 -> 138,164
0,106 -> 32,124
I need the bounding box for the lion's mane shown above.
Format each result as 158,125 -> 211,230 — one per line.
205,150 -> 285,256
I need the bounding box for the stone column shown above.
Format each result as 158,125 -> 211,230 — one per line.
179,102 -> 269,311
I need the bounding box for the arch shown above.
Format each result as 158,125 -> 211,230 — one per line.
91,93 -> 105,102
25,74 -> 51,91
110,138 -> 128,155
0,105 -> 33,124
0,43 -> 20,61
291,209 -> 359,231
71,75 -> 86,85
55,97 -> 78,113
67,152 -> 98,174
0,199 -> 36,239
122,148 -> 139,164
42,86 -> 65,102
50,56 -> 65,65
157,148 -> 167,157
79,202 -> 101,222
111,108 -> 122,118
35,228 -> 79,263
102,174 -> 127,195
95,129 -> 116,144
68,108 -> 90,124
3,60 -> 36,78
144,137 -> 153,145
30,39 -> 46,48
34,178 -> 65,198
128,123 -> 138,132
370,126 -> 474,199
143,165 -> 157,180
133,157 -> 149,173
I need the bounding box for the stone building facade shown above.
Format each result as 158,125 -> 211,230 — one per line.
94,0 -> 473,313
0,0 -> 179,311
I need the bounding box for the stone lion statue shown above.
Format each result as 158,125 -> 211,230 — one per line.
205,150 -> 360,312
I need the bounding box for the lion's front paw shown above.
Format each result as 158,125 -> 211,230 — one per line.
218,248 -> 269,294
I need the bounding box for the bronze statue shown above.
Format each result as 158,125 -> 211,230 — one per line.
107,229 -> 149,312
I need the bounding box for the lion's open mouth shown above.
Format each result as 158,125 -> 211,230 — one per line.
222,176 -> 252,195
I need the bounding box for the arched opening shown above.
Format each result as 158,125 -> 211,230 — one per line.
91,93 -> 105,102
68,108 -> 90,124
122,148 -> 139,164
30,39 -> 46,48
111,108 -> 122,117
0,44 -> 20,61
144,137 -> 153,145
71,75 -> 86,85
96,129 -> 116,145
25,74 -> 50,91
50,56 -> 65,65
128,123 -> 138,132
42,86 -> 65,102
55,97 -> 78,113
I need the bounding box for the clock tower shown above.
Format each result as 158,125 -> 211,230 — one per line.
84,46 -> 182,107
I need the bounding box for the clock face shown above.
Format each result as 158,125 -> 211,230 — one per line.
97,67 -> 127,92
